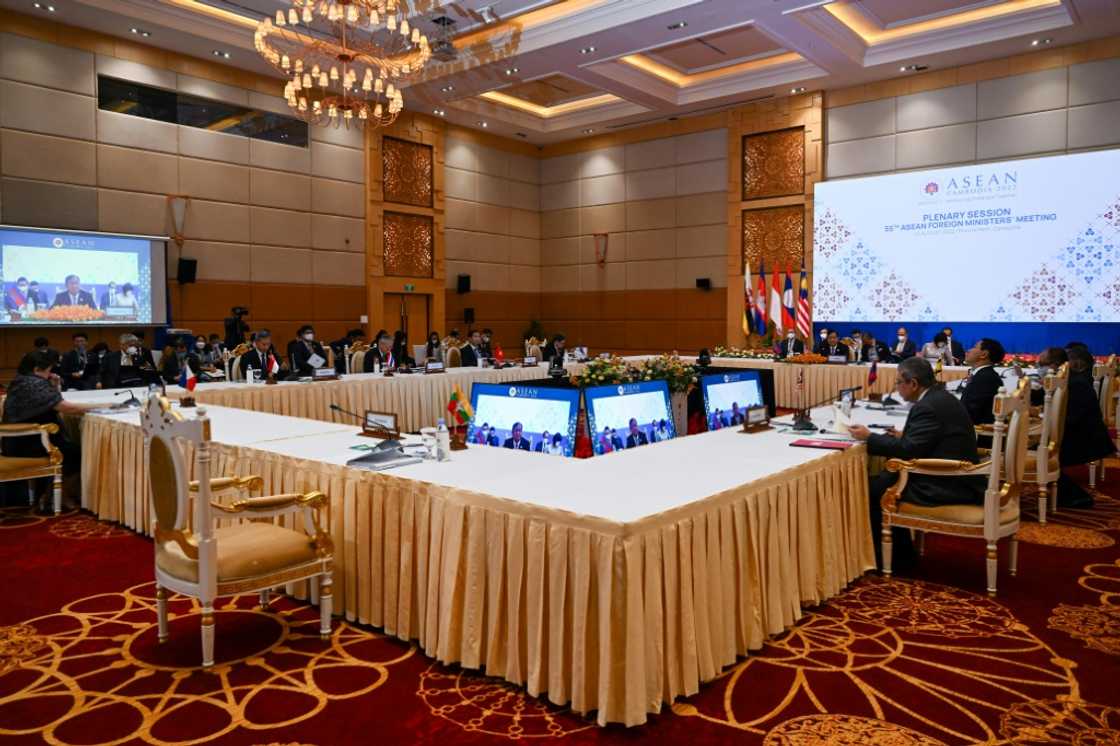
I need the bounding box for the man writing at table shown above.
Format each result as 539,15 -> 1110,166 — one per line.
848,357 -> 986,569
238,330 -> 280,380
504,422 -> 530,450
362,332 -> 396,372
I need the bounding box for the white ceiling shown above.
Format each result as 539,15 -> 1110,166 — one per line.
5,0 -> 1119,144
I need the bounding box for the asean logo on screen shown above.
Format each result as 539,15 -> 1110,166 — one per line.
508,386 -> 517,397
923,182 -> 939,196
617,385 -> 625,396
51,237 -> 64,248
723,375 -> 731,383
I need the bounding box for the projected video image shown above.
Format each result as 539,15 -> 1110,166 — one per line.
585,380 -> 675,456
813,149 -> 1120,323
701,372 -> 762,430
467,383 -> 579,457
0,227 -> 165,325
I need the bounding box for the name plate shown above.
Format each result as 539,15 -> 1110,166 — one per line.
425,360 -> 445,374
522,356 -> 537,367
741,405 -> 771,433
827,355 -> 849,364
313,367 -> 338,380
361,410 -> 400,440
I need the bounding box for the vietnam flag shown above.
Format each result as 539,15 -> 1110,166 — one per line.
447,383 -> 474,426
178,359 -> 197,392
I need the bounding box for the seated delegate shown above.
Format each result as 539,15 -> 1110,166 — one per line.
292,325 -> 329,376
960,338 -> 1005,426
920,332 -> 954,367
100,333 -> 158,389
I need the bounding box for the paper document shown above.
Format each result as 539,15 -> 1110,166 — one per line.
307,353 -> 326,368
830,404 -> 854,435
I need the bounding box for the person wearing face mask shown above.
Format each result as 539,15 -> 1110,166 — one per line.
479,329 -> 494,359
892,327 -> 916,362
99,282 -> 119,311
848,330 -> 864,362
100,333 -> 152,389
942,327 -> 965,366
859,333 -> 891,364
60,332 -> 99,390
815,328 -> 831,355
160,337 -> 201,385
921,332 -> 954,367
820,330 -> 850,360
777,330 -> 804,359
291,325 -> 328,376
424,331 -> 444,363
5,276 -> 32,312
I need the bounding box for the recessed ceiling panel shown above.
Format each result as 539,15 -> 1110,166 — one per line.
646,26 -> 785,73
500,74 -> 602,107
849,0 -> 1004,28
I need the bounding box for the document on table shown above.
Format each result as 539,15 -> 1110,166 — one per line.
308,353 -> 326,368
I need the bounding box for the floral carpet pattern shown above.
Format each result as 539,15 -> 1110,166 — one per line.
1,466 -> 1119,745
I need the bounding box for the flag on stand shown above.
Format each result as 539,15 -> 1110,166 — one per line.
867,360 -> 878,387
933,358 -> 943,378
781,267 -> 796,332
796,262 -> 811,339
494,345 -> 505,364
769,265 -> 783,334
743,261 -> 756,336
266,352 -> 280,377
756,261 -> 768,335
447,383 -> 474,426
178,359 -> 197,391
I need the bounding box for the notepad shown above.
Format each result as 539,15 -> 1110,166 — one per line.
789,439 -> 856,450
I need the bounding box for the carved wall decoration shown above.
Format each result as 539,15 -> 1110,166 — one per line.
742,128 -> 805,200
742,205 -> 804,272
382,136 -> 433,207
383,211 -> 434,277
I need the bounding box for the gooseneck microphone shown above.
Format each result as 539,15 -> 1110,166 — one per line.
115,389 -> 141,407
330,403 -> 364,423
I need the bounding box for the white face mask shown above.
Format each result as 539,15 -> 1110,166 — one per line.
819,332 -> 828,340
126,346 -> 138,355
898,335 -> 906,342
196,341 -> 205,349
787,334 -> 795,341
937,343 -> 946,350
303,333 -> 314,341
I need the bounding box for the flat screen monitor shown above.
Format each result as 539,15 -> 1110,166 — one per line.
701,371 -> 763,430
467,383 -> 580,456
0,225 -> 168,326
585,380 -> 675,455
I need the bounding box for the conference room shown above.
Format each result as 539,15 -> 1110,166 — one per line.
1,0 -> 1120,743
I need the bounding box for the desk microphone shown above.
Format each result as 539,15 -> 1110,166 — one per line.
114,389 -> 141,407
329,403 -> 364,423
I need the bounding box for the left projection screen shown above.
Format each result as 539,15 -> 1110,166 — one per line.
0,226 -> 168,326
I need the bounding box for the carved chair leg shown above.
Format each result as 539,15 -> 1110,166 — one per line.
881,522 -> 893,578
1008,535 -> 1019,578
1089,461 -> 1098,489
258,589 -> 270,610
52,471 -> 62,515
1037,485 -> 1048,525
915,530 -> 926,557
1049,481 -> 1058,515
201,604 -> 215,668
319,572 -> 333,639
986,541 -> 998,597
156,585 -> 170,643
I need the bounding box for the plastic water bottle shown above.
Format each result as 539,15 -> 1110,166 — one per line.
436,418 -> 451,461
246,366 -> 256,384
374,359 -> 381,375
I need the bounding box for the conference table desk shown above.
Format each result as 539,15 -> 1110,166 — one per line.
81,401 -> 875,726
63,362 -> 584,432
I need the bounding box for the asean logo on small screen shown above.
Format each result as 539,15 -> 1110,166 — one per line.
508,386 -> 517,397
51,237 -> 64,248
723,374 -> 731,383
924,182 -> 939,195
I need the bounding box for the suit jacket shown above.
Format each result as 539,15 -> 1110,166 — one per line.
948,339 -> 966,365
866,387 -> 986,506
960,365 -> 1003,425
859,342 -> 891,363
504,436 -> 531,451
819,342 -> 850,359
99,291 -> 119,309
626,431 -> 649,448
161,352 -> 201,385
60,349 -> 99,390
542,344 -> 564,363
362,347 -> 396,373
460,344 -> 481,368
100,351 -> 155,389
238,347 -> 275,378
292,340 -> 327,376
51,290 -> 96,309
778,338 -> 805,358
1061,371 -> 1116,466
891,339 -> 917,361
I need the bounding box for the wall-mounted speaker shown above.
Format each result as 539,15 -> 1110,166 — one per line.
178,257 -> 198,284
464,307 -> 475,324
457,274 -> 471,294
695,277 -> 711,291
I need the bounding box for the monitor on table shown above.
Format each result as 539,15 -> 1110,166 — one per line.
467,383 -> 580,456
585,380 -> 675,456
701,371 -> 763,430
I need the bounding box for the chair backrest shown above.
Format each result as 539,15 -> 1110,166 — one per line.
446,345 -> 462,368
1094,356 -> 1116,423
351,348 -> 367,373
139,394 -> 213,543
1044,363 -> 1070,452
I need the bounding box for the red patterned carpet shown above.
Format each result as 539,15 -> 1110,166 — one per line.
2,467 -> 1120,745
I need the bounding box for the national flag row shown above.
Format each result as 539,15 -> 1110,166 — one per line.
741,261 -> 811,338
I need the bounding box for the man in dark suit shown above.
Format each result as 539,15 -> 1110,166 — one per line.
859,334 -> 891,363
100,333 -> 157,389
27,281 -> 48,309
160,337 -> 202,385
777,331 -> 804,359
362,332 -> 396,372
542,334 -> 566,364
329,329 -> 364,373
849,357 -> 986,568
960,338 -> 1005,426
504,422 -> 531,450
51,275 -> 97,309
60,332 -> 99,390
1057,345 -> 1115,507
99,282 -> 119,310
891,327 -> 917,362
533,431 -> 550,453
820,330 -> 849,360
610,428 -> 624,451
238,330 -> 280,380
291,325 -> 328,376
942,327 -> 965,365
460,329 -> 483,368
625,418 -> 649,448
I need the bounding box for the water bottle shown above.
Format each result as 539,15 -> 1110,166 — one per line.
247,366 -> 257,384
436,418 -> 451,461
374,359 -> 381,375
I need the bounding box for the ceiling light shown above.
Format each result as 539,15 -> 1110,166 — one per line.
1031,37 -> 1053,46
667,21 -> 687,30
433,108 -> 445,116
504,67 -> 519,75
441,85 -> 455,93
130,27 -> 151,37
477,120 -> 488,128
212,50 -> 231,59
790,86 -> 805,94
33,2 -> 55,10
582,128 -> 594,134
898,64 -> 927,73
579,46 -> 596,55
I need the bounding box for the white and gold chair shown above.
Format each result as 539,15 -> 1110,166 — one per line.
0,423 -> 62,514
140,394 -> 333,667
1091,355 -> 1116,485
349,344 -> 369,374
446,344 -> 462,368
225,343 -> 251,382
1024,363 -> 1068,524
882,378 -> 1029,596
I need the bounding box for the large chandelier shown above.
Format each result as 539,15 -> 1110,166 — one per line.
254,0 -> 432,129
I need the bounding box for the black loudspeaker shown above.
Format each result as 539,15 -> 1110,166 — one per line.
695,277 -> 711,291
457,274 -> 471,294
464,307 -> 475,324
178,257 -> 198,284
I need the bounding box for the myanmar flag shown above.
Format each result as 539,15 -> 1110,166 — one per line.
447,383 -> 474,425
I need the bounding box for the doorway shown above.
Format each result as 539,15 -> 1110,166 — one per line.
382,293 -> 429,358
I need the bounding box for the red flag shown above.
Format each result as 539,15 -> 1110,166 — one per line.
756,261 -> 767,333
796,261 -> 811,339
868,360 -> 878,386
495,344 -> 505,364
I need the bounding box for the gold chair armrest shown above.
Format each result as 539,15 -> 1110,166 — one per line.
974,424 -> 994,435
885,458 -> 990,476
0,422 -> 59,436
189,475 -> 264,493
210,490 -> 326,514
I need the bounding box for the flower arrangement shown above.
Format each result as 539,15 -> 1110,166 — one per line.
27,306 -> 106,322
713,346 -> 778,360
635,354 -> 698,393
571,355 -> 634,388
785,352 -> 828,365
1006,354 -> 1038,367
